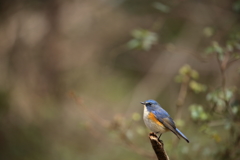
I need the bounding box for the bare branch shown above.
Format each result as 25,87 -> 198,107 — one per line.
149,133 -> 170,160
175,76 -> 190,119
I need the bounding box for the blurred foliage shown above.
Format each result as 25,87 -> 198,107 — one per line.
189,104 -> 209,121
233,0 -> 240,13
188,29 -> 240,159
175,64 -> 199,82
206,88 -> 236,109
175,64 -> 207,93
0,0 -> 240,160
127,29 -> 158,51
152,2 -> 170,13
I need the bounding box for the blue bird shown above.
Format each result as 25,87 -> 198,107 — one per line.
141,99 -> 189,143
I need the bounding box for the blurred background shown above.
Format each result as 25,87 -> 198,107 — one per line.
0,0 -> 240,159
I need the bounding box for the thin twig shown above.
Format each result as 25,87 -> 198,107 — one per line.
216,55 -> 227,90
215,54 -> 234,117
175,76 -> 190,119
227,58 -> 240,67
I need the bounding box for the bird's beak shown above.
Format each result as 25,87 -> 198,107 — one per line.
140,102 -> 146,105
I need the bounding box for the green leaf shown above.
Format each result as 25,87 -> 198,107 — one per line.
152,2 -> 170,13
179,64 -> 191,76
232,106 -> 239,115
128,29 -> 158,51
226,43 -> 234,52
189,80 -> 207,93
212,41 -> 223,55
206,88 -> 235,112
225,89 -> 234,101
189,104 -> 209,121
142,32 -> 158,50
190,70 -> 199,79
206,90 -> 225,108
224,121 -> 231,130
127,39 -> 140,49
132,29 -> 143,39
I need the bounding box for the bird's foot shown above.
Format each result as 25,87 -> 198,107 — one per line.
158,133 -> 162,141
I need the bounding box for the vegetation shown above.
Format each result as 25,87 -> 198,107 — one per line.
0,0 -> 239,160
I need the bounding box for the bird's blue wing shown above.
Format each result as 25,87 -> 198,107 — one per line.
151,108 -> 190,143
152,110 -> 179,137
151,107 -> 170,120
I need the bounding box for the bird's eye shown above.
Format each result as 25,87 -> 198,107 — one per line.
147,102 -> 152,105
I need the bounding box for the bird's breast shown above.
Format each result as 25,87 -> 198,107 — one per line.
143,106 -> 168,133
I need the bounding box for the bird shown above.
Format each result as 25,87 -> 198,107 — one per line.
140,99 -> 189,143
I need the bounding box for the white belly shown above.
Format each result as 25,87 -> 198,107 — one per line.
143,106 -> 167,133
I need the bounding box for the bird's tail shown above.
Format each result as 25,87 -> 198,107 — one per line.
176,128 -> 189,143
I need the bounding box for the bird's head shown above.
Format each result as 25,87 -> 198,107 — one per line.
140,99 -> 159,108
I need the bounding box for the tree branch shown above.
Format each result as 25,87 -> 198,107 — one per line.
149,133 -> 170,160
175,76 -> 189,120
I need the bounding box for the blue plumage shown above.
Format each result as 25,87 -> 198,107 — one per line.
141,99 -> 189,143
